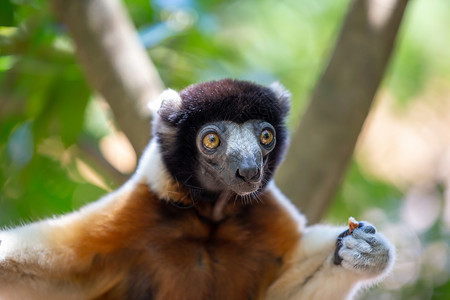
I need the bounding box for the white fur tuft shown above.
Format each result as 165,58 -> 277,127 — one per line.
147,88 -> 182,116
269,81 -> 291,109
133,139 -> 174,200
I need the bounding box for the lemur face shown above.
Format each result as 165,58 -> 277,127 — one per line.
154,79 -> 291,200
195,120 -> 276,195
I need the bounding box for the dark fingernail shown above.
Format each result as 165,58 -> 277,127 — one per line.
334,229 -> 350,265
363,225 -> 376,234
338,229 -> 351,239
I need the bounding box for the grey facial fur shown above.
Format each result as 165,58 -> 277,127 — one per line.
195,120 -> 276,195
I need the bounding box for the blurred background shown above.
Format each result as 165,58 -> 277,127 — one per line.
0,0 -> 449,299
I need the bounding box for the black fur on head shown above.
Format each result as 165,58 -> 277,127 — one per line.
153,79 -> 291,200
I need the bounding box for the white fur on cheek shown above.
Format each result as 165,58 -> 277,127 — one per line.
134,139 -> 174,200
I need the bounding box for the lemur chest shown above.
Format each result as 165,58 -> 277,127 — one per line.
139,207 -> 284,300
97,185 -> 301,299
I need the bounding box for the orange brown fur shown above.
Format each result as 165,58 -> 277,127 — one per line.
47,182 -> 300,299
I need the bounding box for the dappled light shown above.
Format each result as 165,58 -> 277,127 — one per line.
367,0 -> 400,30
99,131 -> 137,174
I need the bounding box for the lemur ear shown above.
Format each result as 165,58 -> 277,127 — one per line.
269,82 -> 291,116
149,89 -> 183,121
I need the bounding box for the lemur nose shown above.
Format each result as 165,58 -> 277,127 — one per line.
236,157 -> 261,182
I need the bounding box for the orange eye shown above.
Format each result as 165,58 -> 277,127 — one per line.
260,129 -> 274,146
202,133 -> 220,149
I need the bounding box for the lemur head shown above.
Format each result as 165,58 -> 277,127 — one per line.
153,79 -> 290,201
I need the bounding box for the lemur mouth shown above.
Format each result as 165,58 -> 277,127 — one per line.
231,181 -> 261,196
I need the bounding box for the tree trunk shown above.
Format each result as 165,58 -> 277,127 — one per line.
51,0 -> 164,156
276,0 -> 409,224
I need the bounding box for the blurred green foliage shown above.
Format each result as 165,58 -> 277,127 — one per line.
1,0 -> 450,298
0,0 -> 94,224
386,0 -> 450,104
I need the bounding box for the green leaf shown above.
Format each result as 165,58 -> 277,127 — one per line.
55,77 -> 91,147
0,1 -> 15,26
0,155 -> 76,226
71,183 -> 108,210
432,280 -> 450,300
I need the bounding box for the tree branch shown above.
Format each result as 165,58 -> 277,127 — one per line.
51,0 -> 165,156
276,0 -> 409,223
77,139 -> 129,186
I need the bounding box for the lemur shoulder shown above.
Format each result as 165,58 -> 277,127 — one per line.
0,79 -> 395,300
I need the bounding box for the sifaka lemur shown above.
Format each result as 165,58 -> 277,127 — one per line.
0,79 -> 394,299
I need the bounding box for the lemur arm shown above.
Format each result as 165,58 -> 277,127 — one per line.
0,218 -> 89,299
0,186 -> 133,300
265,224 -> 395,300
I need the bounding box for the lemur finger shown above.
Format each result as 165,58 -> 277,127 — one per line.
341,246 -> 392,276
340,248 -> 377,268
357,222 -> 376,234
352,229 -> 380,246
339,249 -> 363,266
343,237 -> 372,253
333,229 -> 350,265
340,255 -> 369,272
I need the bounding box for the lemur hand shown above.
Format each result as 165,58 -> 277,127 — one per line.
333,222 -> 393,277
